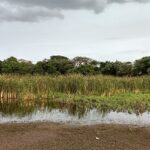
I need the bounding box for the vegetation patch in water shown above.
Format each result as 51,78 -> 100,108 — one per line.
0,75 -> 150,115
0,92 -> 150,117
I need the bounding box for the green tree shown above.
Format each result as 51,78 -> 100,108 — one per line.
2,57 -> 20,74
115,61 -> 132,76
49,56 -> 74,74
34,56 -> 74,75
133,57 -> 150,75
51,55 -> 69,61
18,62 -> 34,74
0,61 -> 2,74
73,65 -> 98,75
34,61 -> 48,74
100,61 -> 117,75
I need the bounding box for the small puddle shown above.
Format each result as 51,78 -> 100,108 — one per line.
0,100 -> 150,126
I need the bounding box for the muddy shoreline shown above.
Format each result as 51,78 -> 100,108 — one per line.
0,123 -> 150,150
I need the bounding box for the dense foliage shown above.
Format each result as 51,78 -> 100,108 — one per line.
0,55 -> 150,76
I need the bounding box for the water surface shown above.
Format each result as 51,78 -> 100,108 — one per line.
0,100 -> 150,126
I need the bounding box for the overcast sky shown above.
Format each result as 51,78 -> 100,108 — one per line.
0,0 -> 150,62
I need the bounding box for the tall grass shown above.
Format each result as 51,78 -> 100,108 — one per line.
0,74 -> 150,100
0,74 -> 150,114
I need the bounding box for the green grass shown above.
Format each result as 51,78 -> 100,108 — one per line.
0,74 -> 150,115
0,74 -> 150,97
44,92 -> 150,114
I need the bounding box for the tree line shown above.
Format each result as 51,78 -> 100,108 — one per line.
0,55 -> 150,76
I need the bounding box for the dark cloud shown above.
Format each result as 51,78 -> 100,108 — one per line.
0,2 -> 63,22
0,0 -> 149,22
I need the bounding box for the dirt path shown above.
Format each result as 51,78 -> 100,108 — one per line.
0,123 -> 150,150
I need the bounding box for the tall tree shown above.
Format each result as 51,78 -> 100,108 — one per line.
133,57 -> 150,75
2,57 -> 20,74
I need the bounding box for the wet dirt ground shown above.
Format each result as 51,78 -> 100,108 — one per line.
0,123 -> 150,150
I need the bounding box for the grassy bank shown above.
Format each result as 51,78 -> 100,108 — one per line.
0,74 -> 150,114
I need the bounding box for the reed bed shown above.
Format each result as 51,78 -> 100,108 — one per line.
0,74 -> 149,100
0,74 -> 150,114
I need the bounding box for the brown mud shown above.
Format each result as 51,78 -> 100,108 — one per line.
0,123 -> 150,150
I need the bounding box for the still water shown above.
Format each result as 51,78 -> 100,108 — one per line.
0,100 -> 150,126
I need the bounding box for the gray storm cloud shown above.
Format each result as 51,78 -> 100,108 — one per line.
0,0 -> 149,22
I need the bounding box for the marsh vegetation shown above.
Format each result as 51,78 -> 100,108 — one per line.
0,74 -> 150,117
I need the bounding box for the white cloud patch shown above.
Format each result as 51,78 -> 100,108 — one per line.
0,0 -> 149,22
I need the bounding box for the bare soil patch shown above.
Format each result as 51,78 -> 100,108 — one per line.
0,123 -> 150,150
